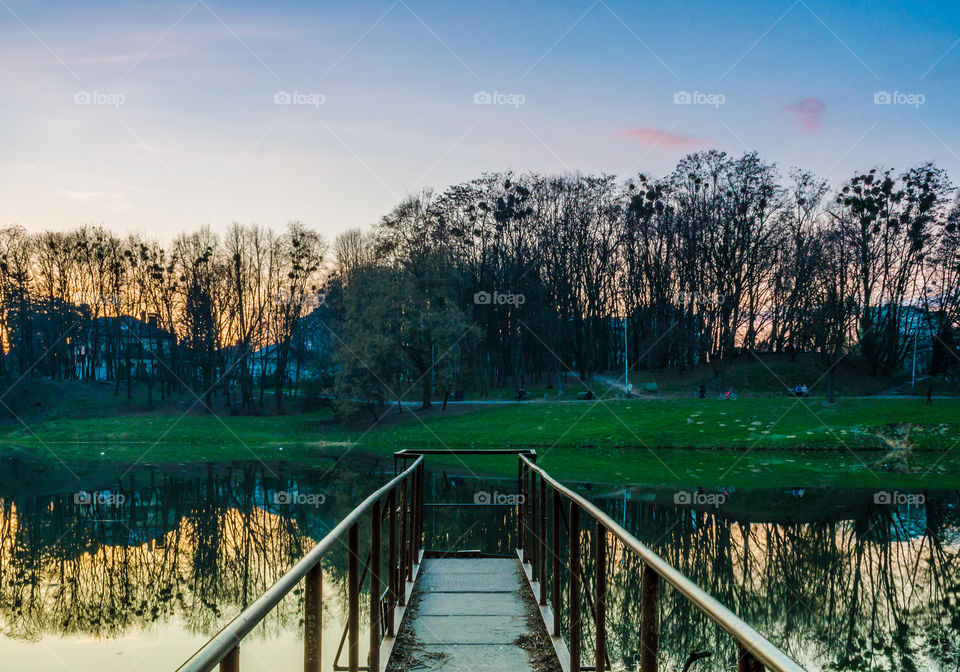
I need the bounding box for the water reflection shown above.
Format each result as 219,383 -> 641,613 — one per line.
0,458 -> 957,672
420,474 -> 960,672
0,457 -> 391,670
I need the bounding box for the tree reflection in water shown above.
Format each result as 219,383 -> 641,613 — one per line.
421,475 -> 960,672
0,457 -> 389,645
0,460 -> 957,672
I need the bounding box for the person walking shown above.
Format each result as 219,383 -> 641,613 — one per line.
926,382 -> 933,406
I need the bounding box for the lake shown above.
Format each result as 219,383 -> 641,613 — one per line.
0,456 -> 955,671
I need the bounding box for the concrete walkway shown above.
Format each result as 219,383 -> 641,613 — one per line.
398,557 -> 540,671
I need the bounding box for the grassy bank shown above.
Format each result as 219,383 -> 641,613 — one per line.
1,396 -> 958,488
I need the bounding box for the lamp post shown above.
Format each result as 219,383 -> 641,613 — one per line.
623,315 -> 629,396
912,326 -> 918,389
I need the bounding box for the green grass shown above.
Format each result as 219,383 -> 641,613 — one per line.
393,353 -> 960,401
0,377 -> 159,422
1,395 -> 958,488
370,397 -> 960,449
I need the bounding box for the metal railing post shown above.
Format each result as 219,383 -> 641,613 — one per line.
398,480 -> 408,603
595,525 -> 606,671
407,470 -> 417,581
552,488 -> 561,636
640,563 -> 659,672
526,465 -> 534,566
530,468 -> 538,576
569,503 -> 581,672
369,500 -> 382,672
539,476 -> 547,606
516,458 -> 522,551
416,463 -> 424,553
348,523 -> 359,672
518,460 -> 526,558
304,563 -> 322,672
220,646 -> 239,672
387,489 -> 397,636
738,645 -> 766,672
409,468 -> 418,570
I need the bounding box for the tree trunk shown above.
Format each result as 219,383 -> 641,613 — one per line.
420,372 -> 431,410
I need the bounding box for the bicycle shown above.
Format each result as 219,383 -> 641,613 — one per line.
717,387 -> 737,400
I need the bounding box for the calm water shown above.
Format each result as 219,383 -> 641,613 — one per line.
0,457 -> 956,671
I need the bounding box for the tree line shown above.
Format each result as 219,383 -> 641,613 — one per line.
329,151 -> 960,410
0,222 -> 325,412
3,149 -> 960,413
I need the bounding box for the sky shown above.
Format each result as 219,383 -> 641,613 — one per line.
2,0 -> 960,241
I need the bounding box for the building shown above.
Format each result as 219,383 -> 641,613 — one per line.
76,314 -> 177,381
249,306 -> 334,383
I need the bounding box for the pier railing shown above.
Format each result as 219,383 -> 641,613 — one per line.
176,455 -> 425,672
176,449 -> 806,672
518,453 -> 806,672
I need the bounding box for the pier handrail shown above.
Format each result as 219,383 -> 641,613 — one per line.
519,454 -> 806,672
176,455 -> 425,672
176,448 -> 806,672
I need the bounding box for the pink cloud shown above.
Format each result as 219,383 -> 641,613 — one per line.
783,97 -> 826,130
619,127 -> 704,150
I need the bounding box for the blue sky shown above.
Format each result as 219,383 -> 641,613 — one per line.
2,0 -> 959,240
